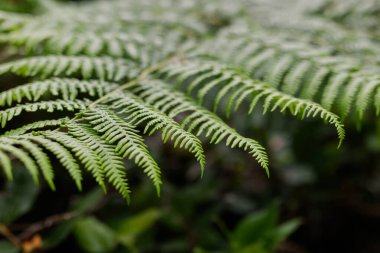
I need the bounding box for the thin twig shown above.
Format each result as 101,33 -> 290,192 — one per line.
18,211 -> 78,241
0,224 -> 21,248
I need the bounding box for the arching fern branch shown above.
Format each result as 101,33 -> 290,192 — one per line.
3,118 -> 68,136
0,78 -> 117,107
0,56 -> 140,81
0,0 -> 362,201
196,33 -> 380,121
160,60 -> 345,146
0,29 -> 163,62
66,122 -> 131,202
81,107 -> 162,195
0,99 -> 88,128
0,142 -> 39,183
42,130 -> 106,192
0,137 -> 55,190
131,79 -> 269,175
108,92 -> 206,174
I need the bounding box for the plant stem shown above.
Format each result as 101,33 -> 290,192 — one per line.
0,224 -> 21,248
88,55 -> 179,108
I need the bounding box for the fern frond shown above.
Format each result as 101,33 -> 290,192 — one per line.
82,107 -> 162,195
0,10 -> 29,31
0,78 -> 117,107
161,60 -> 345,146
320,73 -> 350,111
0,56 -> 139,81
4,118 -> 68,136
196,34 -> 380,119
313,0 -> 380,25
375,88 -> 380,116
0,100 -> 88,128
133,80 -> 269,175
42,130 -> 105,192
24,134 -> 83,191
110,93 -> 206,174
0,142 -> 39,184
0,30 -> 153,60
1,0 -> 376,200
1,137 -> 55,190
0,149 -> 12,180
66,122 -> 131,202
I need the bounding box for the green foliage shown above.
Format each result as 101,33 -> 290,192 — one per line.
0,241 -> 18,253
132,80 -> 269,174
0,0 -> 378,201
39,189 -> 161,253
194,202 -> 300,253
230,203 -> 300,253
0,0 -> 40,13
115,209 -> 160,250
74,217 -> 117,253
0,169 -> 38,224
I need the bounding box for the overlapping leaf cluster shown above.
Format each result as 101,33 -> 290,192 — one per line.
0,0 -> 377,200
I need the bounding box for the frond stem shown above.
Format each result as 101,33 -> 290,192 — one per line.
88,55 -> 180,109
54,55 -> 181,129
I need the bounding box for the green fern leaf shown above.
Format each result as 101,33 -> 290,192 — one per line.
0,149 -> 12,180
25,135 -> 83,191
4,118 -> 69,136
0,100 -> 87,128
110,93 -> 206,174
43,130 -> 106,192
67,122 -> 131,202
133,80 -> 269,175
0,78 -> 117,107
82,107 -> 162,195
161,60 -> 345,146
0,56 -> 139,81
0,142 -> 39,184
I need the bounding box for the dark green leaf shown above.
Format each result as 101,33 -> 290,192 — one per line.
0,240 -> 19,253
116,209 -> 160,247
74,216 -> 117,253
231,203 -> 279,249
0,168 -> 38,224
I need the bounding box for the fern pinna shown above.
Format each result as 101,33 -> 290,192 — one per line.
0,0 -> 378,201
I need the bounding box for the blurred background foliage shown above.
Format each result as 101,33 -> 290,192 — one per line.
0,0 -> 380,253
0,0 -> 39,12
